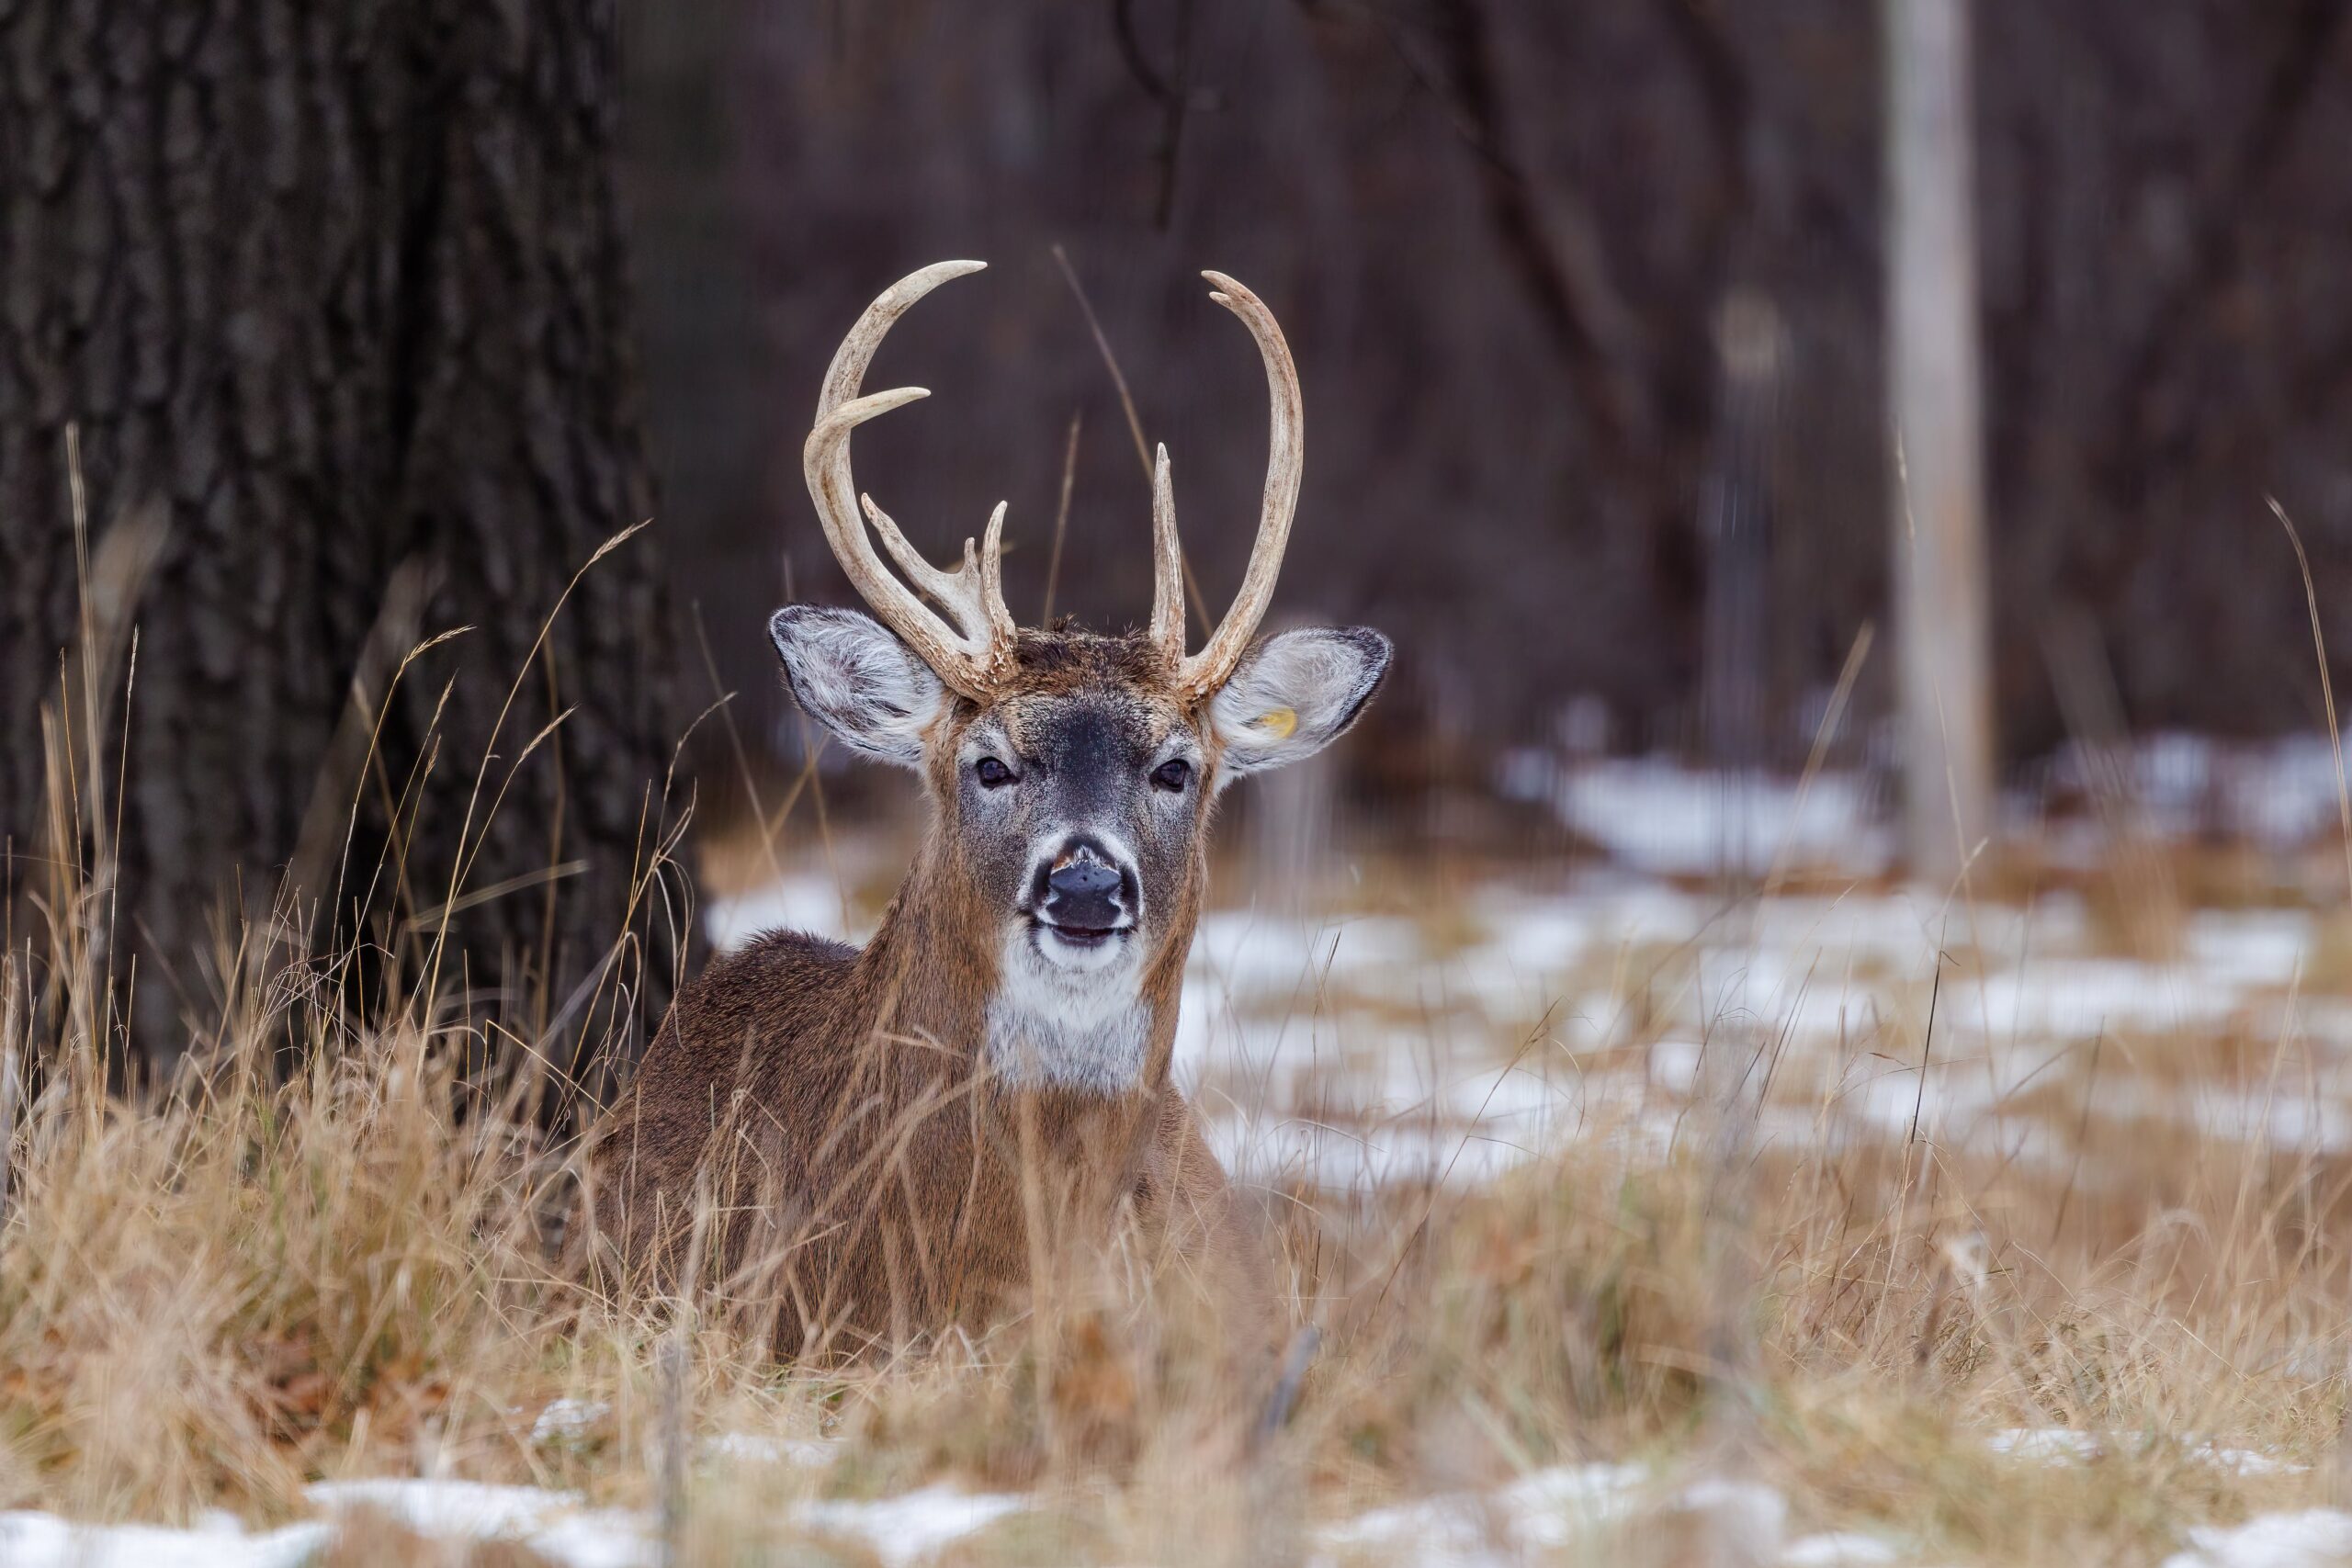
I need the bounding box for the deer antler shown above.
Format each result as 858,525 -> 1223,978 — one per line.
804,260 -> 1015,699
1150,272 -> 1305,702
809,263 -> 1301,704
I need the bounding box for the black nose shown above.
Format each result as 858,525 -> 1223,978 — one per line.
1040,843 -> 1129,929
1048,858 -> 1121,900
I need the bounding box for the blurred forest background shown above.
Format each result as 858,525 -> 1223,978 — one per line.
6,0 -> 2352,1062
629,0 -> 2352,769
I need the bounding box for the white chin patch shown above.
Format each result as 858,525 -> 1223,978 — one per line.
985,924 -> 1149,1094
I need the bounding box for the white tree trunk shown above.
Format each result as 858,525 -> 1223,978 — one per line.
1885,0 -> 1995,884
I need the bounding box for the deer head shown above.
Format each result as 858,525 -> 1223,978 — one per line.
767,261 -> 1390,1093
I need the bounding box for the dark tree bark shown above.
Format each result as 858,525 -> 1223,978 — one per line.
0,0 -> 683,1087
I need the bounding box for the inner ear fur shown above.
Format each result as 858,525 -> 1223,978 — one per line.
1208,626 -> 1392,779
769,604 -> 947,770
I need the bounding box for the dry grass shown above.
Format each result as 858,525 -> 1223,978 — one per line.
6,821 -> 2352,1566
6,569 -> 2352,1562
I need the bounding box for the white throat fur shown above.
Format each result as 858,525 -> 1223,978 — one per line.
984,925 -> 1151,1093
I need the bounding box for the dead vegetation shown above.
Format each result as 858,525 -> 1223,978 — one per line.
4,547 -> 2349,1562
5,806 -> 2352,1564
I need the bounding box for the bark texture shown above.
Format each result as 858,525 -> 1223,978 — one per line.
0,0 -> 681,1080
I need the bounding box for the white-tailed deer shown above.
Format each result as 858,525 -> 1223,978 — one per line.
581,261 -> 1389,1359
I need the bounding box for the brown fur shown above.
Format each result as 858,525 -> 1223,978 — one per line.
577,631 -> 1271,1359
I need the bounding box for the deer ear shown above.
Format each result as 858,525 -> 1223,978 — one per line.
769,605 -> 947,769
1208,626 -> 1391,780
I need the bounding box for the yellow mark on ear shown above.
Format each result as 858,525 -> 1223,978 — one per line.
1254,707 -> 1298,740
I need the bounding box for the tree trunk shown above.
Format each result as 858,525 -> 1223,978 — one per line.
1884,0 -> 1994,885
0,0 -> 681,1092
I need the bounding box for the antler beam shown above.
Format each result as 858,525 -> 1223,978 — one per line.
806,262 -> 1303,706
803,260 -> 1014,699
1150,272 -> 1304,701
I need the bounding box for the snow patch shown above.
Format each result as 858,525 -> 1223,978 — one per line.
0,1512 -> 329,1568
1316,1462 -> 1646,1565
2165,1509 -> 2352,1568
308,1480 -> 650,1567
797,1485 -> 1028,1567
532,1396 -> 606,1443
528,1399 -> 838,1469
705,1430 -> 840,1467
704,874 -> 856,951
1781,1530 -> 1903,1565
1986,1427 -> 2107,1462
1985,1428 -> 2309,1476
0,1474 -> 1023,1568
1505,756 -> 1894,878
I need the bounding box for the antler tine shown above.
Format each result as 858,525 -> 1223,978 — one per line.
857,491 -> 1012,648
1174,271 -> 1304,701
803,260 -> 1013,699
1148,444 -> 1185,660
806,393 -> 1003,695
859,491 -> 964,607
978,502 -> 1016,645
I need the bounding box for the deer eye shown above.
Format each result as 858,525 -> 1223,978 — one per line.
974,757 -> 1016,789
1150,759 -> 1193,794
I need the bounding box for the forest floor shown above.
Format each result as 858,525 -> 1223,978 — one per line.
6,823 -> 2352,1566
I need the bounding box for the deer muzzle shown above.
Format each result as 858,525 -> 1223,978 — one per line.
1033,839 -> 1136,945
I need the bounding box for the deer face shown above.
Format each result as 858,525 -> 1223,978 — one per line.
770,611 -> 1390,987
774,260 -> 1389,1089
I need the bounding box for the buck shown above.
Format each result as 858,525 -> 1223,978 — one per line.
581,261 -> 1389,1359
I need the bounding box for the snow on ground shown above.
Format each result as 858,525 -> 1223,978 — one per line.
0,1472 -> 1026,1568
530,1398 -> 839,1469
1985,1427 -> 2108,1463
629,763 -> 2352,1565
0,1463 -> 1809,1568
306,1480 -> 652,1568
0,1510 -> 329,1568
2038,731 -> 2352,854
3,1427 -> 2327,1567
797,1485 -> 1029,1566
1182,878 -> 2350,1186
701,854 -> 2352,1198
1498,735 -> 2352,879
1498,753 -> 1895,878
702,872 -> 854,951
700,743 -> 2352,1196
1984,1429 -> 2314,1476
2167,1510 -> 2352,1568
1985,1428 -> 2310,1476
1780,1531 -> 1904,1565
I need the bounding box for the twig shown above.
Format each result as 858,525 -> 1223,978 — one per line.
2050,1029 -> 2103,1245
2269,495 -> 2352,902
1251,1324 -> 1321,1452
1042,412 -> 1082,624
1048,243 -> 1213,637
1051,243 -> 1152,480
1762,620 -> 1874,899
657,1326 -> 690,1567
1110,0 -> 1199,228
1909,955 -> 1942,1149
